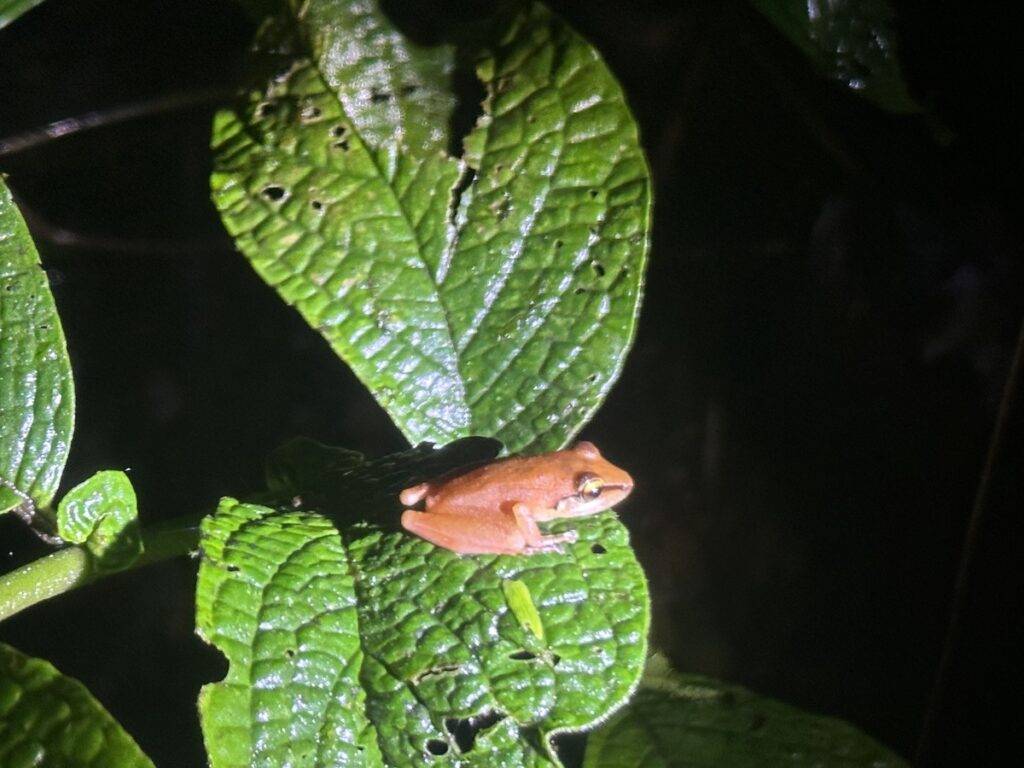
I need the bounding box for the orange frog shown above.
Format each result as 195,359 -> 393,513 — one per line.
400,441 -> 634,555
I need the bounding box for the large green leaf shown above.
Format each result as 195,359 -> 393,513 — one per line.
0,178 -> 74,524
0,642 -> 155,768
212,0 -> 651,453
583,654 -> 909,768
750,0 -> 920,114
56,471 -> 143,573
196,439 -> 649,767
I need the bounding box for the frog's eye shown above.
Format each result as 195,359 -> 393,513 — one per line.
577,472 -> 604,499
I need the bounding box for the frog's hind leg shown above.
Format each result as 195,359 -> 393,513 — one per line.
399,482 -> 430,506
401,509 -> 527,555
511,503 -> 578,554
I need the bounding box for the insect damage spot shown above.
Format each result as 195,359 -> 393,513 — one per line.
411,663 -> 463,685
444,710 -> 506,753
509,650 -> 537,661
262,185 -> 287,202
425,739 -> 449,756
591,542 -> 607,554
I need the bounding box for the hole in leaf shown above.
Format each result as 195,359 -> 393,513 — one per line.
554,239 -> 564,249
300,104 -> 322,121
225,564 -> 240,573
589,188 -> 599,199
552,653 -> 562,666
262,185 -> 287,202
587,373 -> 599,384
311,200 -> 323,211
425,739 -> 449,756
444,711 -> 506,753
590,261 -> 606,277
370,88 -> 391,103
509,650 -> 537,661
284,649 -> 295,659
334,139 -> 350,151
448,52 -> 486,156
331,125 -> 348,138
591,543 -> 607,555
574,287 -> 586,295
256,101 -> 277,118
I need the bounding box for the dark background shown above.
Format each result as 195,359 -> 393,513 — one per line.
1,1 -> 1021,765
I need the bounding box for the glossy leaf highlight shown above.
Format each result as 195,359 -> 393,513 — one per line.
0,178 -> 74,523
56,470 -> 143,573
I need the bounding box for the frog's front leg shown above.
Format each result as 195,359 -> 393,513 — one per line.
511,503 -> 578,554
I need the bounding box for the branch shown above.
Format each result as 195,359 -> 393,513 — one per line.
0,88 -> 233,157
0,517 -> 201,623
915,315 -> 1024,764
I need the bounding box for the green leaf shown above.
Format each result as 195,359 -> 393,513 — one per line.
750,0 -> 921,114
0,0 -> 46,30
211,0 -> 651,453
196,439 -> 649,767
0,642 -> 155,768
583,654 -> 909,768
0,178 -> 74,523
56,471 -> 143,573
196,498 -> 379,768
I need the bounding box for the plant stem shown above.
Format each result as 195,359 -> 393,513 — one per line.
0,88 -> 233,157
0,517 -> 201,623
914,316 -> 1024,765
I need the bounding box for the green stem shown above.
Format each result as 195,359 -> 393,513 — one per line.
0,516 -> 201,623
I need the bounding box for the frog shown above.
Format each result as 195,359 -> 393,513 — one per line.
399,441 -> 634,555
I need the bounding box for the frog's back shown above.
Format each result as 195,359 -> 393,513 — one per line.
428,453 -> 560,511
